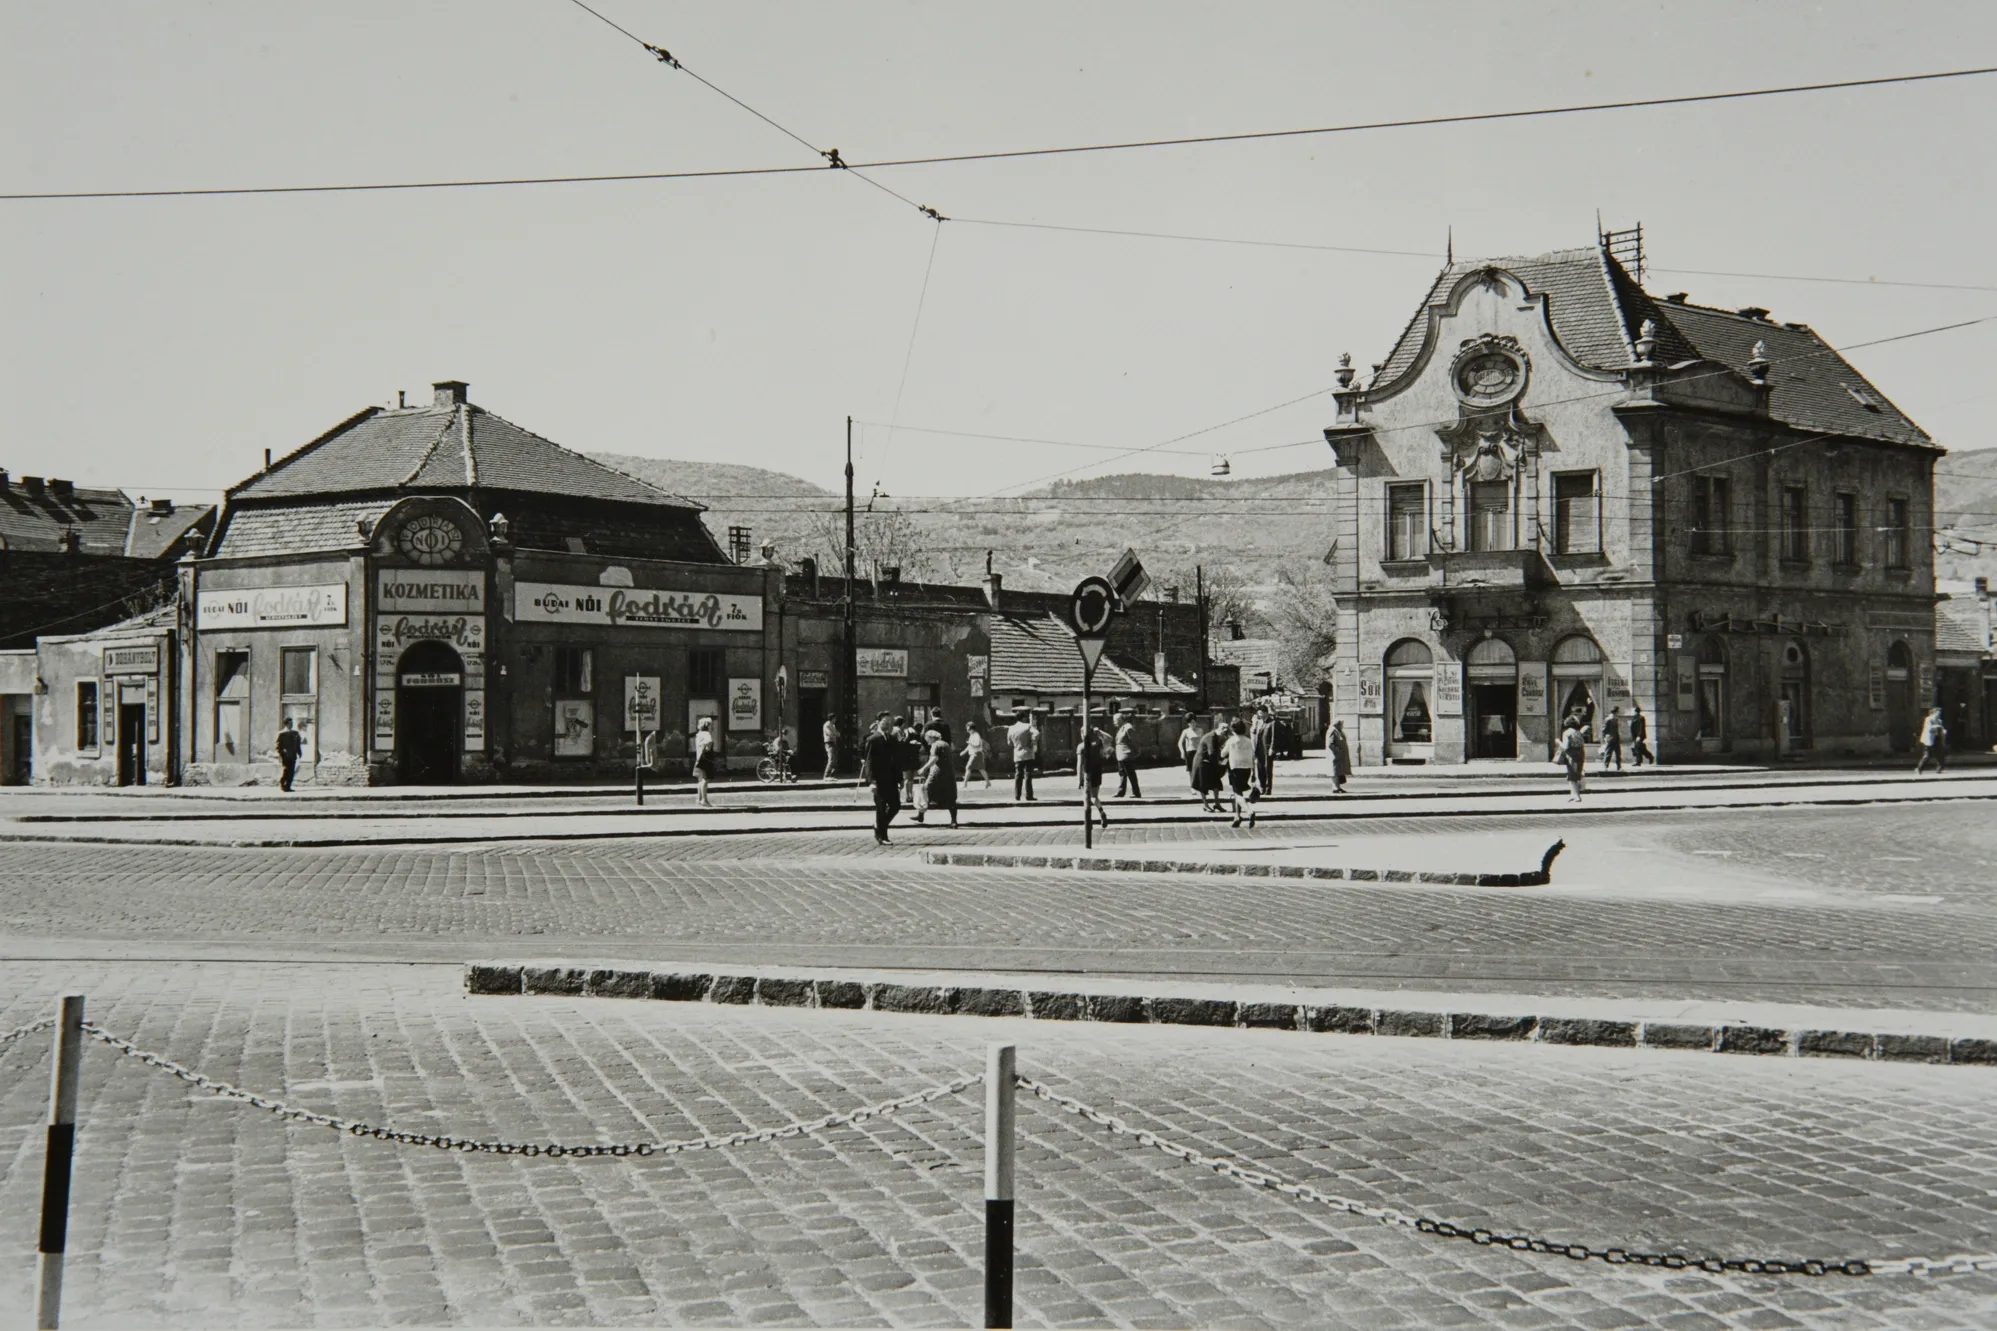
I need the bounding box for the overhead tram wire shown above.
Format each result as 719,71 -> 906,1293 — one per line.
11,64 -> 1996,203
870,224 -> 947,492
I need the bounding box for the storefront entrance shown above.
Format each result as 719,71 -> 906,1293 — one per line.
797,691 -> 827,774
1551,635 -> 1603,744
1464,637 -> 1517,759
1384,639 -> 1433,762
116,700 -> 147,786
1778,640 -> 1812,754
396,641 -> 465,784
1885,641 -> 1914,754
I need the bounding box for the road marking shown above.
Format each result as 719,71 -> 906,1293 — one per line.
1877,894 -> 1945,905
1781,852 -> 1826,858
1874,855 -> 1922,862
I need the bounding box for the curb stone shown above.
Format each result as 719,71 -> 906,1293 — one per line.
920,838 -> 1566,886
460,962 -> 1997,1068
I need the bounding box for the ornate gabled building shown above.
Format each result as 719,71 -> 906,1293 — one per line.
1323,243 -> 1941,764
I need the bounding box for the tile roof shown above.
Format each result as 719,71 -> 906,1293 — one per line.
0,481 -> 133,555
987,613 -> 1195,696
1374,245 -> 1928,447
44,600 -> 179,643
213,499 -> 393,559
124,503 -> 215,560
230,402 -> 704,509
1935,596 -> 1991,656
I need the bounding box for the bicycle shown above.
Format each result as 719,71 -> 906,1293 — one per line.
756,737 -> 797,784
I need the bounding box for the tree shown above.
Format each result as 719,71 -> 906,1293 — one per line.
805,506 -> 931,582
1268,558 -> 1339,691
1167,562 -> 1261,638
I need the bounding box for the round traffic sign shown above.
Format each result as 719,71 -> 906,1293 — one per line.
1070,576 -> 1116,636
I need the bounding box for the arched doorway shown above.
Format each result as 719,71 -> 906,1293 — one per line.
1885,640 -> 1914,753
1465,637 -> 1518,759
396,640 -> 465,784
1551,635 -> 1603,741
1384,639 -> 1434,761
1778,639 -> 1812,754
1696,636 -> 1728,751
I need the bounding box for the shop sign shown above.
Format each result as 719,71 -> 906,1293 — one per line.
1357,664 -> 1384,715
1517,666 -> 1548,717
145,676 -> 160,743
1674,655 -> 1696,712
1605,675 -> 1632,705
1919,661 -> 1934,703
399,672 -> 462,688
514,581 -> 762,631
376,570 -> 485,613
373,693 -> 395,742
798,669 -> 829,691
1432,663 -> 1462,716
376,615 -> 485,653
198,583 -> 347,629
857,648 -> 908,678
1868,664 -> 1886,710
624,676 -> 661,733
1666,633 -> 1684,650
103,645 -> 159,675
728,678 -> 762,731
553,699 -> 594,756
464,692 -> 485,744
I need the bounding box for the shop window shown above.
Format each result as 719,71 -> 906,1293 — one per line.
280,647 -> 315,697
1552,472 -> 1600,554
1780,485 -> 1809,562
1467,480 -> 1511,552
1883,496 -> 1911,569
1691,475 -> 1730,555
279,647 -> 317,764
906,682 -> 940,727
688,648 -> 725,697
75,680 -> 99,751
1833,492 -> 1859,567
215,649 -> 249,761
1386,483 -> 1427,561
554,646 -> 593,695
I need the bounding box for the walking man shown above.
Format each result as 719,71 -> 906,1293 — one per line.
1078,716 -> 1112,829
1008,710 -> 1038,802
276,718 -> 303,792
860,716 -> 904,844
1112,711 -> 1142,798
1600,707 -> 1624,772
1915,706 -> 1948,775
1629,702 -> 1653,768
1326,719 -> 1351,794
821,715 -> 839,779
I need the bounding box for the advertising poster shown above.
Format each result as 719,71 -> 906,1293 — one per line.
728,678 -> 762,731
624,676 -> 661,733
856,648 -> 909,678
199,584 -> 348,629
553,700 -> 595,756
515,582 -> 761,631
1357,664 -> 1384,715
1432,663 -> 1462,716
1517,666 -> 1548,717
1868,664 -> 1886,710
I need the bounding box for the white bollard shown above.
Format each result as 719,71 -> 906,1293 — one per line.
984,1042 -> 1016,1329
37,994 -> 86,1330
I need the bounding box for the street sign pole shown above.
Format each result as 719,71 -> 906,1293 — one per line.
1068,575 -> 1118,852
1081,664 -> 1093,850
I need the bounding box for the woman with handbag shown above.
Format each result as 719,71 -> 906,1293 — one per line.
692,716 -> 718,807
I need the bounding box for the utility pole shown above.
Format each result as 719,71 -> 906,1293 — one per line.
844,416 -> 858,775
1195,565 -> 1209,712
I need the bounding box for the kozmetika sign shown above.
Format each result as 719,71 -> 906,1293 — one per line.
198,584 -> 348,629
376,570 -> 485,613
514,582 -> 762,631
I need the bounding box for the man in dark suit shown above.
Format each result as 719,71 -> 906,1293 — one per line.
276,718 -> 304,792
859,715 -> 905,845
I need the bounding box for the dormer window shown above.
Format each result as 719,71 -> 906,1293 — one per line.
1843,383 -> 1885,412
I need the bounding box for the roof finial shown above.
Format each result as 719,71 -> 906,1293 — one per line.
1746,340 -> 1771,385
1633,318 -> 1657,366
1334,352 -> 1356,389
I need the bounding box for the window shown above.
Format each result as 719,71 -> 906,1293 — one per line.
906,682 -> 940,727
1467,480 -> 1511,552
688,648 -> 725,697
553,646 -> 593,695
215,650 -> 249,761
1883,496 -> 1911,569
280,647 -> 315,697
1780,486 -> 1809,562
75,681 -> 99,750
1833,492 -> 1859,567
1691,475 -> 1731,555
1386,483 -> 1426,561
1552,471 -> 1600,554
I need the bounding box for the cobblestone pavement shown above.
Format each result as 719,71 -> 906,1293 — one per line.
2,804 -> 1994,1011
1,960 -> 1993,1329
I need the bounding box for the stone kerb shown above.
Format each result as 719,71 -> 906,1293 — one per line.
920,837 -> 1565,887
464,963 -> 1997,1068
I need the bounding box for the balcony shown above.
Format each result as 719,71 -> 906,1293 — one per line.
1425,546 -> 1555,592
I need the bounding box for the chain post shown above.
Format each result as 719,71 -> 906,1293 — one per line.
37,994 -> 85,1330
984,1042 -> 1016,1329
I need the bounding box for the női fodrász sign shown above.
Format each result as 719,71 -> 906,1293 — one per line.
514,581 -> 762,631
198,584 -> 348,629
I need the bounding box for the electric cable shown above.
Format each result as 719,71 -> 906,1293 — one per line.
870,224 -> 946,490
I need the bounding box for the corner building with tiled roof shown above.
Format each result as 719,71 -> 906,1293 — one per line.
181,381 -> 777,784
1322,244 -> 1941,765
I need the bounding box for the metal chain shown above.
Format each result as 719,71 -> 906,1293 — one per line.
1018,1077 -> 1997,1279
0,1018 -> 56,1053
83,1023 -> 976,1158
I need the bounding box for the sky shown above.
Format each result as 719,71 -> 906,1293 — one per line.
4,0 -> 1996,510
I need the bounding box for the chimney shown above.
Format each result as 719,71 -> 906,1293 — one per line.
0,470 -> 8,490
881,565 -> 901,588
1736,307 -> 1771,322
799,556 -> 819,598
433,380 -> 469,408
1664,292 -> 1689,304
263,449 -> 272,472
1154,651 -> 1168,686
23,476 -> 44,498
50,478 -> 73,500
150,497 -> 174,516
982,571 -> 1002,608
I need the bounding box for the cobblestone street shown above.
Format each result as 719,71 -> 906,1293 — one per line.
3,960 -> 1995,1329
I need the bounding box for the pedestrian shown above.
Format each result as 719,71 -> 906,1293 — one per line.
275,717 -> 303,792
914,731 -> 959,826
1556,713 -> 1587,802
1915,706 -> 1948,775
1224,717 -> 1259,827
1195,715 -> 1229,812
1327,719 -> 1351,794
821,715 -> 839,779
900,719 -> 922,807
961,724 -> 991,787
1077,715 -> 1111,829
1601,707 -> 1624,772
929,713 -> 952,745
1251,707 -> 1277,795
691,716 -> 719,806
859,716 -> 904,844
1007,710 -> 1038,802
1629,702 -> 1653,768
1178,714 -> 1203,791
1112,711 -> 1143,798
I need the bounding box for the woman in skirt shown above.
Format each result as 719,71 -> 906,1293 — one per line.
691,716 -> 718,807
1195,716 -> 1228,813
914,733 -> 959,827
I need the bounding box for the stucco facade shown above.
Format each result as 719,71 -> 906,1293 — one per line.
1324,248 -> 1941,765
